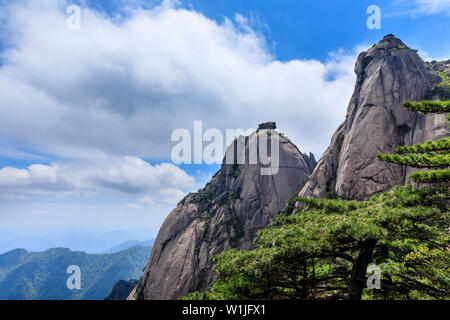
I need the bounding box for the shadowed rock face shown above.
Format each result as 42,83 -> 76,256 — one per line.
105,280 -> 138,300
129,130 -> 316,300
299,35 -> 449,201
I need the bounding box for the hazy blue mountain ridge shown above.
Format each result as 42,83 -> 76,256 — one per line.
101,240 -> 155,254
0,246 -> 151,300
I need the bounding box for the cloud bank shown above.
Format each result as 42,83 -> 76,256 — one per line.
0,157 -> 196,199
0,0 -> 356,164
0,0 -> 360,232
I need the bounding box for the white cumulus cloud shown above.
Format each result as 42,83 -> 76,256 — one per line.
0,0 -> 357,162
0,0 -> 362,232
413,0 -> 450,15
0,157 -> 196,199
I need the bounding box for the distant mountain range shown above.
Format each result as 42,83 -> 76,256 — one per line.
0,230 -> 155,254
0,245 -> 151,300
101,240 -> 155,254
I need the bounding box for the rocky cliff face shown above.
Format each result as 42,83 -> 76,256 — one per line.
105,279 -> 138,300
299,35 -> 449,201
129,128 -> 316,300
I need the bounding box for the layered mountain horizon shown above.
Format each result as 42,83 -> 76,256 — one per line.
0,245 -> 151,300
0,230 -> 156,256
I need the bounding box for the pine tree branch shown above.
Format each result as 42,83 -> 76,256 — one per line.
376,153 -> 450,168
396,137 -> 450,154
402,100 -> 450,114
410,169 -> 450,183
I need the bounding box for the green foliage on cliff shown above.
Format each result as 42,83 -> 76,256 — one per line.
401,100 -> 450,114
426,71 -> 450,100
183,185 -> 449,300
377,99 -> 450,183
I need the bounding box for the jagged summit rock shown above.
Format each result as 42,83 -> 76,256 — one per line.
258,121 -> 276,130
299,35 -> 448,201
128,127 -> 316,300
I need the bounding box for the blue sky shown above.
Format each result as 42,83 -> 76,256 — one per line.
0,0 -> 448,252
73,0 -> 450,61
190,0 -> 450,61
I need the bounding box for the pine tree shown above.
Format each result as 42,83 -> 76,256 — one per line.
182,186 -> 449,300
372,95 -> 450,299
376,100 -> 450,184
